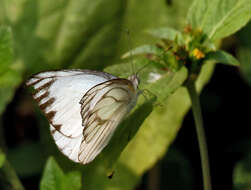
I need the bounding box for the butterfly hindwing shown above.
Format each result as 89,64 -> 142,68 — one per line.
78,79 -> 137,164
50,125 -> 83,162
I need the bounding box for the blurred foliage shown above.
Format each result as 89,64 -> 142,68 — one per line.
233,153 -> 251,190
0,150 -> 5,168
0,0 -> 126,72
0,0 -> 250,190
0,26 -> 22,115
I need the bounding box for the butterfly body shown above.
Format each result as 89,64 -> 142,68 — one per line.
26,69 -> 139,164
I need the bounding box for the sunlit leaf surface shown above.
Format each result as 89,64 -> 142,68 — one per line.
188,0 -> 251,40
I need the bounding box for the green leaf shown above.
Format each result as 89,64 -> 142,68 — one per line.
40,157 -> 82,190
122,45 -> 163,59
0,26 -> 23,115
146,27 -> 184,44
92,60 -> 188,169
206,50 -> 240,66
233,154 -> 251,190
43,59 -> 192,190
187,0 -> 251,40
40,157 -> 65,190
0,151 -> 6,168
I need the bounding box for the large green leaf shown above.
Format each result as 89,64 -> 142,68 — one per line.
72,60 -> 212,190
102,62 -> 214,190
0,26 -> 22,115
187,0 -> 251,40
72,60 -> 188,190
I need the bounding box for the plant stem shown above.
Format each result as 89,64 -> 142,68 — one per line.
187,81 -> 212,190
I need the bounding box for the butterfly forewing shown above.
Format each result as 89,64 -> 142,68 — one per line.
78,79 -> 137,164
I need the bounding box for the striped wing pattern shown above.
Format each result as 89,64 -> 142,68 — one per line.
78,79 -> 137,164
26,69 -> 116,162
26,69 -> 139,164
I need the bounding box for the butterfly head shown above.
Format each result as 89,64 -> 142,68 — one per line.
128,74 -> 140,90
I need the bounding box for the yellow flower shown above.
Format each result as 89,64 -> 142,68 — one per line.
192,48 -> 205,59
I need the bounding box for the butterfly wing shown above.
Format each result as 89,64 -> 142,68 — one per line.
26,69 -> 117,162
78,79 -> 138,164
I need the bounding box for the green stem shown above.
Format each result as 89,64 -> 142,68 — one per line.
187,81 -> 212,190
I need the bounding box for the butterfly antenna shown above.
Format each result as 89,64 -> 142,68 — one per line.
125,29 -> 136,75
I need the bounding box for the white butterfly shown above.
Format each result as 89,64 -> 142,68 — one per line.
26,69 -> 140,164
